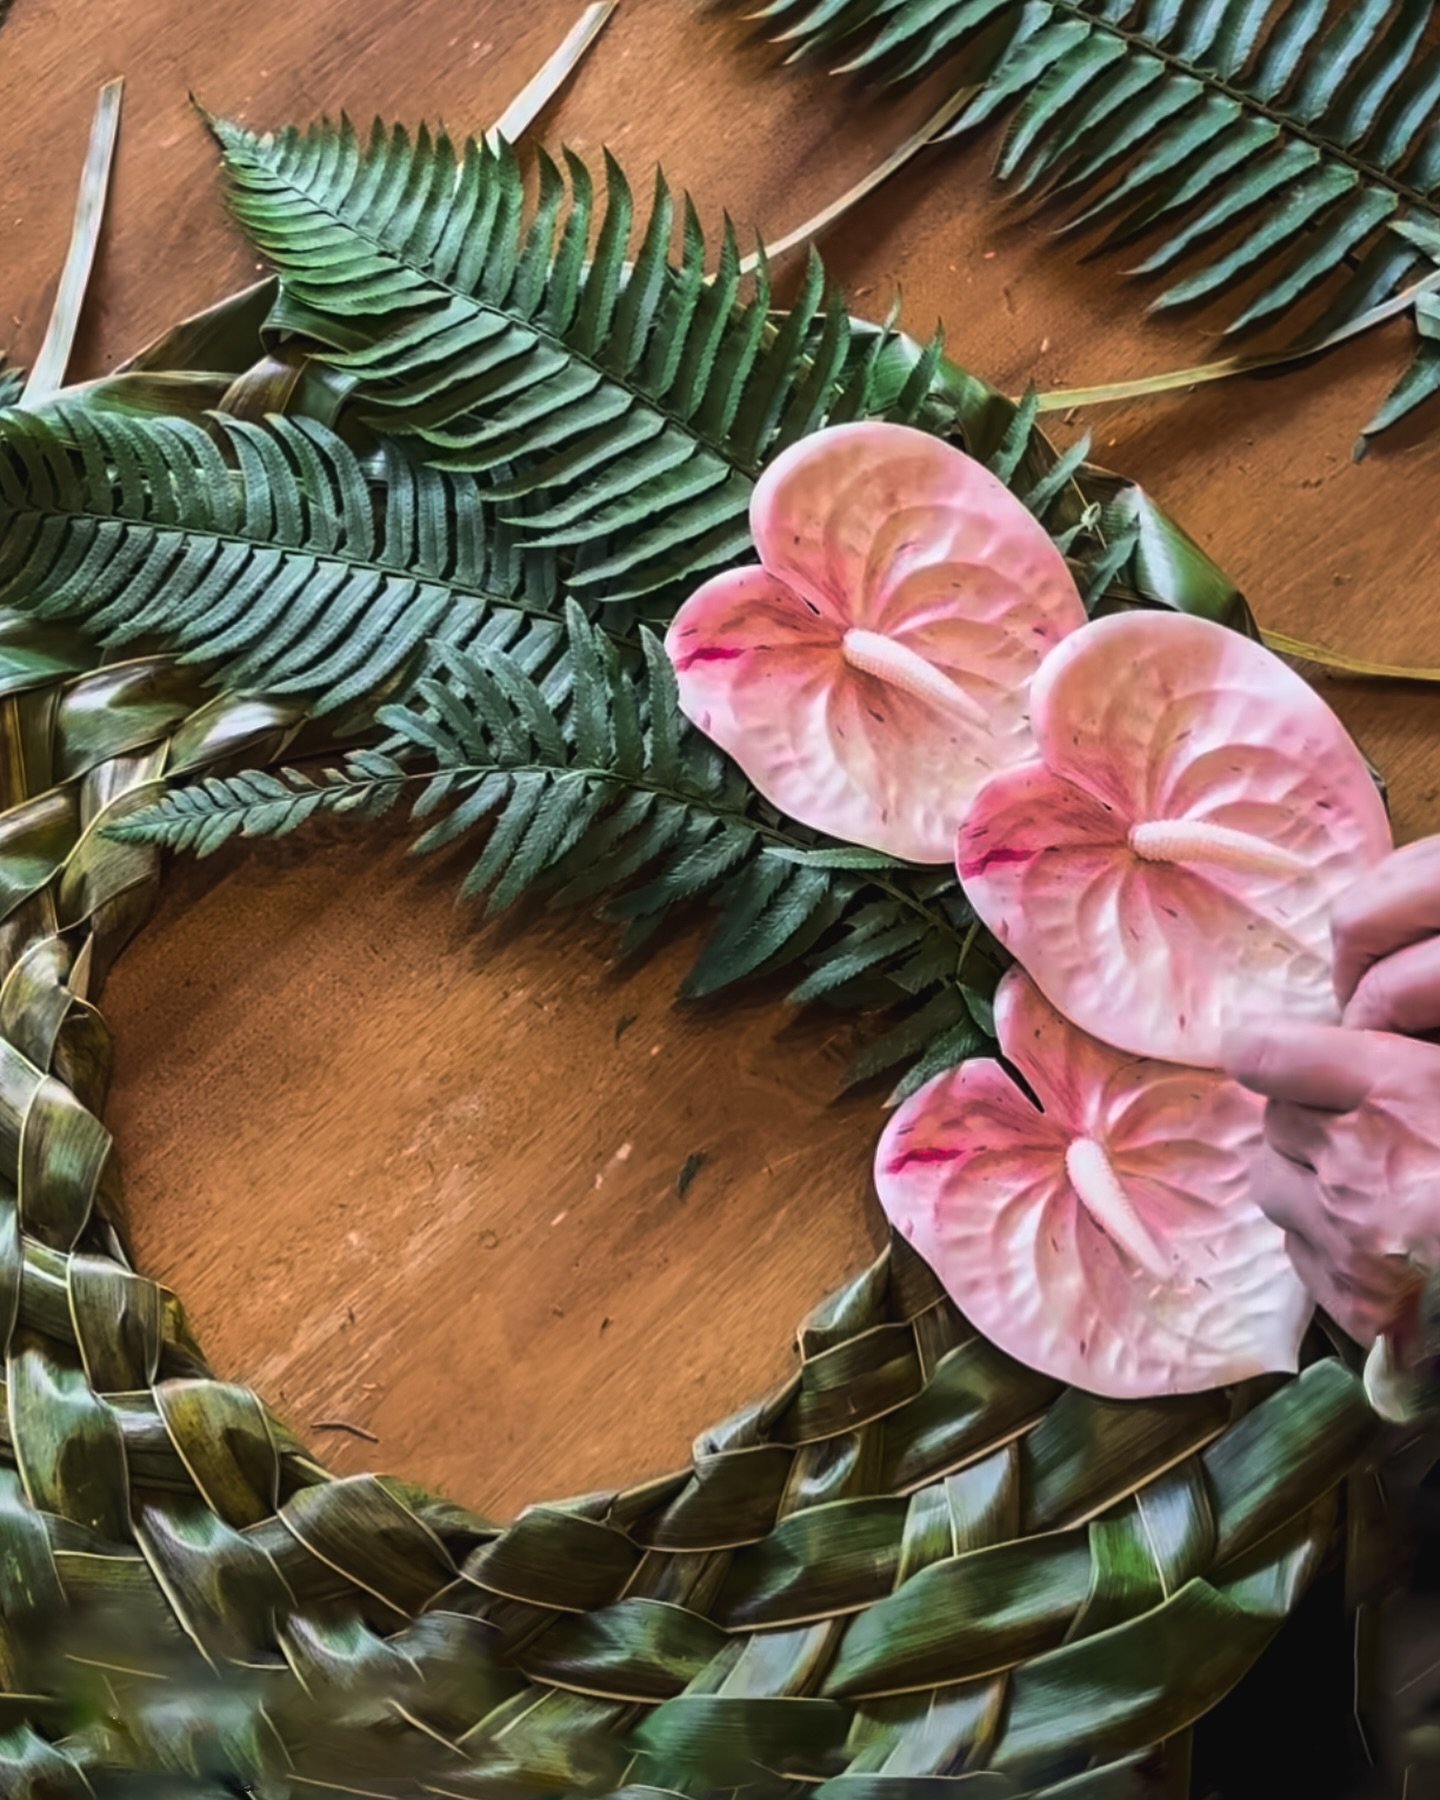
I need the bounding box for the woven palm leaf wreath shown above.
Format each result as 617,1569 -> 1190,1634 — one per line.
0,113 -> 1385,1797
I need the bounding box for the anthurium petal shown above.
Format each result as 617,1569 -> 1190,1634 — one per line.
959,612 -> 1391,1065
664,563 -> 838,752
874,971 -> 1311,1399
991,939 -> 1129,1131
668,422 -> 1086,863
751,420 -> 1084,642
667,565 -> 966,862
959,760 -> 1324,1070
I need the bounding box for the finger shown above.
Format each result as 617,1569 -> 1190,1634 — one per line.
1222,1021 -> 1374,1111
1282,1230 -> 1397,1345
1252,1144 -> 1324,1238
1282,1230 -> 1331,1306
1332,837 -> 1440,1005
1263,1099 -> 1328,1170
1343,933 -> 1440,1035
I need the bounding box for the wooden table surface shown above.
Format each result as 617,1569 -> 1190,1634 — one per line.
3,0 -> 1439,1523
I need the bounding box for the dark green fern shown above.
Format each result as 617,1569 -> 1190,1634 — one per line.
726,0 -> 1440,445
212,120 -> 967,604
0,399 -> 996,1088
0,406 -> 562,712
112,602 -> 993,1091
0,126 -> 1244,1091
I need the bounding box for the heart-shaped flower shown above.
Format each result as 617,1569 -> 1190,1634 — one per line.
957,611 -> 1392,1067
665,421 -> 1087,863
875,968 -> 1312,1398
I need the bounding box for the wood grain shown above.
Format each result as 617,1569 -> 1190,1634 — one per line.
2,0 -> 1438,1520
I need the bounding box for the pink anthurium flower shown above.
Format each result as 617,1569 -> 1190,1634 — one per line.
875,968 -> 1312,1398
957,611 -> 1392,1068
665,422 -> 1087,863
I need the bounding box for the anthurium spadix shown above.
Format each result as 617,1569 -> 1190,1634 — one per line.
958,612 -> 1391,1067
665,422 -> 1086,863
875,970 -> 1311,1398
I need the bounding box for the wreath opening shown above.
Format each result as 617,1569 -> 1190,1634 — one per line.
104,821 -> 887,1513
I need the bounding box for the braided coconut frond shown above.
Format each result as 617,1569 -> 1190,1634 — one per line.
0,614 -> 1378,1791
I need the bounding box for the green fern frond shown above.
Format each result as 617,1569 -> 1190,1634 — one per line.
5,149 -> 1238,1090
210,120 -> 1222,613
112,602 -> 987,1084
210,119 -> 963,605
0,406 -> 562,712
0,359 -> 22,408
731,0 -> 1440,439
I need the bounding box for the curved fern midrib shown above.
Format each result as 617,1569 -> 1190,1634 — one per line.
1043,0 -> 1426,211
5,490 -> 626,649
241,757 -> 976,955
241,147 -> 780,480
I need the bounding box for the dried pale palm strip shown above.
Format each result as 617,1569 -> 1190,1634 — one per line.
21,78 -> 124,405
487,2 -> 616,148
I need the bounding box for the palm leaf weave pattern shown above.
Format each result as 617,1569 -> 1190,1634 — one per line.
0,619 -> 1378,1793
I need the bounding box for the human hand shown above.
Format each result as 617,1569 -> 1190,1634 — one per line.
1223,1020 -> 1440,1352
1332,834 -> 1440,1034
1222,835 -> 1440,1405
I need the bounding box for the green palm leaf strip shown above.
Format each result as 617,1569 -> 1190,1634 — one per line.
111,600 -> 991,1089
210,117 -> 966,605
728,0 -> 1440,443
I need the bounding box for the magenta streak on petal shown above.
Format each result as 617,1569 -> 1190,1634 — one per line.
958,844 -> 1035,881
841,628 -> 988,727
1064,1137 -> 1172,1281
676,644 -> 748,672
887,1145 -> 965,1173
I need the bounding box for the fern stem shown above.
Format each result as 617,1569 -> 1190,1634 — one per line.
227,140 -> 784,485
231,757 -> 982,962
3,492 -> 639,659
